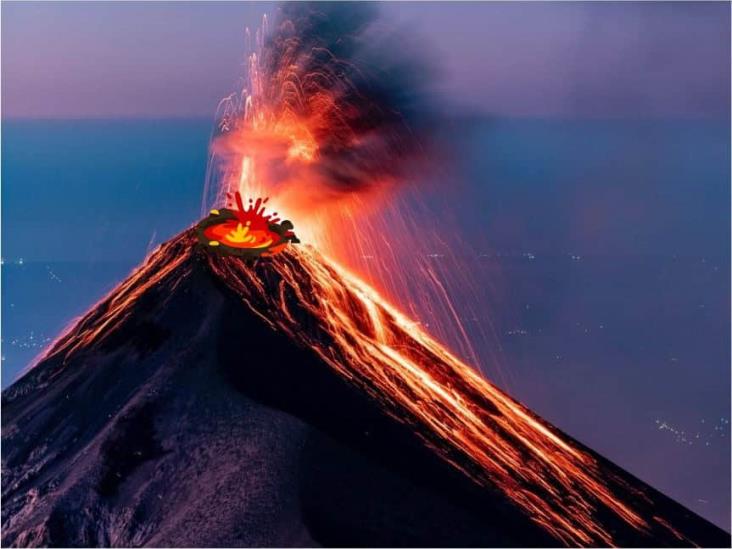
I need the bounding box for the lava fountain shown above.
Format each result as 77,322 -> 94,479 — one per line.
202,3 -> 509,385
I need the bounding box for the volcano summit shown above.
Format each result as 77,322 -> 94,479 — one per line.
1,230 -> 729,547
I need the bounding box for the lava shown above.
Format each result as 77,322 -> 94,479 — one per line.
196,192 -> 298,258
207,241 -> 659,547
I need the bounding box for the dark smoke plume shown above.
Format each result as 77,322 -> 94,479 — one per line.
260,2 -> 439,190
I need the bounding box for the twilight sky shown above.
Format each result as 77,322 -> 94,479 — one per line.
2,1 -> 729,119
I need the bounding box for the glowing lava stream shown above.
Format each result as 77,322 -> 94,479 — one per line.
205,240 -> 674,547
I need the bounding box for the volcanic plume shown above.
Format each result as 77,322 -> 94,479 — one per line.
203,2 -> 438,214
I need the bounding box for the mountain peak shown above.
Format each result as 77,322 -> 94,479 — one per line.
2,229 -> 729,547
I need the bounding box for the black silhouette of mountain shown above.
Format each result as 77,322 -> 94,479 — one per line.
2,230 -> 729,547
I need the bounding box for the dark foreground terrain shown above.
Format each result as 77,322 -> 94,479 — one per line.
2,231 -> 729,547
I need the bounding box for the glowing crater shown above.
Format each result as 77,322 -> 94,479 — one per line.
196,192 -> 299,258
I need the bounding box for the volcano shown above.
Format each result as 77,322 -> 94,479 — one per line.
2,230 -> 729,548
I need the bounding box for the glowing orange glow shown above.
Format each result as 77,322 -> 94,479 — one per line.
204,221 -> 274,249
205,194 -> 280,249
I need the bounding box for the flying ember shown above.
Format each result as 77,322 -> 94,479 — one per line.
196,191 -> 299,258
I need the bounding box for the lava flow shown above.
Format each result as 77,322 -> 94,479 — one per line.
33,229 -> 717,546
205,240 -> 677,547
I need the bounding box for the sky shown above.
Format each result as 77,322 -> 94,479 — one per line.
2,1 -> 729,119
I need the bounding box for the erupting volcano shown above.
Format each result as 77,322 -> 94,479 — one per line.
2,3 -> 729,548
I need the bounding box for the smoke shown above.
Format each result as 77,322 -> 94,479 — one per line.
206,1 -> 440,213
263,2 -> 438,190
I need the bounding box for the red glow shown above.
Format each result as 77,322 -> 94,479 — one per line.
202,221 -> 275,250
230,193 -> 281,229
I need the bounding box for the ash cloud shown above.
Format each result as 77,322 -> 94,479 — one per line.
262,2 -> 440,191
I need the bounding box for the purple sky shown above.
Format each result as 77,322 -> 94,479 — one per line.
2,1 -> 729,119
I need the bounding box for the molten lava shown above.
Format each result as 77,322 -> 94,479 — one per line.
208,242 -> 645,547
197,192 -> 298,258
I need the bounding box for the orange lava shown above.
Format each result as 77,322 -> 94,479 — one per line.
203,220 -> 275,249
200,193 -> 290,253
208,242 -> 653,547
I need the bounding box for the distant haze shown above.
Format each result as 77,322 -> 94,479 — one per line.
1,1 -> 729,119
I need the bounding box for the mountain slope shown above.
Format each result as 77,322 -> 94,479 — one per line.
2,230 -> 729,547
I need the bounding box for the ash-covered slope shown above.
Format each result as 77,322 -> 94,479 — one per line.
2,230 -> 729,548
